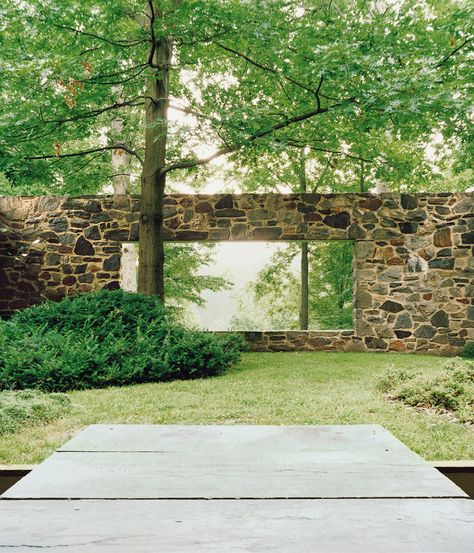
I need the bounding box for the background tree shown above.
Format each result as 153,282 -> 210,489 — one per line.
230,241 -> 352,331
1,0 -> 472,302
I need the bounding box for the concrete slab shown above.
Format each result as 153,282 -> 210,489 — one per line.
4,425 -> 466,499
1,498 -> 473,552
58,424 -> 426,463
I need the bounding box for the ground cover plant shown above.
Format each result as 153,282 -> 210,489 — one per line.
0,290 -> 245,392
0,390 -> 70,435
1,352 -> 473,465
379,358 -> 474,424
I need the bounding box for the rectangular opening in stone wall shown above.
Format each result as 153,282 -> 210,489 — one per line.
121,241 -> 354,331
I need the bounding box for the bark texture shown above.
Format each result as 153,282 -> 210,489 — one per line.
138,15 -> 171,298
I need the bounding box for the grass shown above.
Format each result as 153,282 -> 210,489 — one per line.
1,352 -> 473,464
0,390 -> 70,436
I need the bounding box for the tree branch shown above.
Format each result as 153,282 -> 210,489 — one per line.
161,103 -> 345,175
147,0 -> 157,66
39,19 -> 147,48
214,42 -> 318,95
9,100 -> 144,142
435,37 -> 472,68
26,145 -> 144,165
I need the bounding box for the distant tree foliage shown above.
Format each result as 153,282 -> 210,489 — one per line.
0,0 -> 472,300
230,241 -> 353,330
164,243 -> 231,309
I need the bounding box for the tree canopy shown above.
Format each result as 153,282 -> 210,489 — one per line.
1,0 -> 472,193
0,0 -> 472,302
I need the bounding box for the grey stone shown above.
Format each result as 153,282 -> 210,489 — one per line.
39,231 -> 59,243
359,197 -> 382,210
348,223 -> 366,239
84,225 -> 101,240
176,230 -> 208,240
251,227 -> 283,240
380,300 -> 404,313
163,206 -> 178,218
399,222 -> 418,234
355,291 -> 372,309
216,208 -> 246,217
322,211 -> 350,229
379,267 -> 403,281
407,255 -> 428,273
354,241 -> 375,259
90,212 -> 112,223
431,310 -> 449,328
437,248 -> 452,257
466,306 -> 474,321
103,254 -> 121,272
209,228 -> 230,240
395,330 -> 412,338
78,273 -> 94,283
85,200 -> 102,213
406,211 -> 427,222
395,313 -> 412,329
215,195 -> 233,209
49,217 -> 68,232
373,228 -> 400,240
428,258 -> 454,270
414,325 -> 436,339
74,236 -> 95,256
230,223 -> 248,239
104,229 -> 130,241
37,196 -> 61,211
433,228 -> 452,247
46,253 -> 61,266
103,281 -> 120,290
400,194 -> 417,210
461,231 -> 474,245
58,232 -> 76,245
364,336 -> 387,350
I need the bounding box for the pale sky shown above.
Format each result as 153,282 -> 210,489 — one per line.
190,242 -> 287,330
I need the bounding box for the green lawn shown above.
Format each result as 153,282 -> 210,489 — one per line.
1,352 -> 473,464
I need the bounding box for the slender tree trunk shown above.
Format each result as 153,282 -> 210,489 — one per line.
297,150 -> 309,330
359,159 -> 365,193
138,29 -> 171,299
110,118 -> 131,194
300,241 -> 309,329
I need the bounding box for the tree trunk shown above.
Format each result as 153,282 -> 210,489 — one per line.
111,119 -> 131,195
137,31 -> 171,299
299,241 -> 309,330
359,159 -> 365,193
297,150 -> 309,330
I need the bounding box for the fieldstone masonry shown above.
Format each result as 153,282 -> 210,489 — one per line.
0,193 -> 473,355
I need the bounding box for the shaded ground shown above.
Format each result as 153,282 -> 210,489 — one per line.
1,352 -> 473,464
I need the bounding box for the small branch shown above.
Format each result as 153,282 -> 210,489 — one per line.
86,64 -> 148,86
435,37 -> 472,68
147,0 -> 157,66
214,42 -> 317,95
26,144 -> 144,165
161,103 -> 340,175
12,99 -> 144,135
40,19 -> 147,48
315,73 -> 324,110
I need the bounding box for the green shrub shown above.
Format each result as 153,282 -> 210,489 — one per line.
0,290 -> 245,392
0,390 -> 70,435
378,358 -> 474,424
460,341 -> 474,359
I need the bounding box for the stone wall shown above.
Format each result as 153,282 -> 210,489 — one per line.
0,193 -> 472,355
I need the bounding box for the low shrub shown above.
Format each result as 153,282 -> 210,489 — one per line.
0,290 -> 246,392
378,358 -> 474,424
0,390 -> 70,435
460,341 -> 474,359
